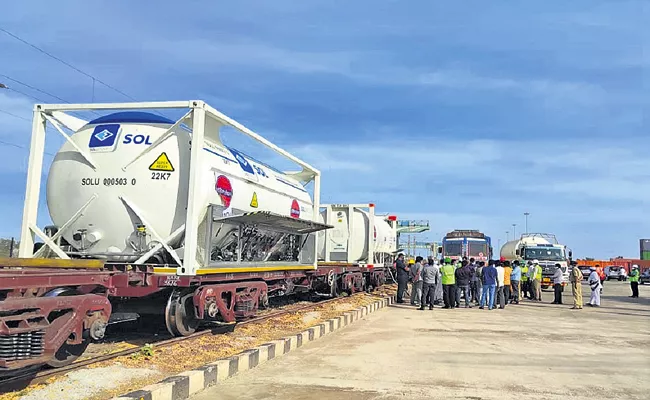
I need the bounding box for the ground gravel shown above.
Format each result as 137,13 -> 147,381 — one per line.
18,365 -> 157,400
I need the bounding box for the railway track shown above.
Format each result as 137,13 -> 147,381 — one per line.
0,295 -> 345,393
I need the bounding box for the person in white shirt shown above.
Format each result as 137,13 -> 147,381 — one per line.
495,261 -> 506,309
551,264 -> 564,304
587,267 -> 602,307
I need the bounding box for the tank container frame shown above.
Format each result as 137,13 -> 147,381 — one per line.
18,100 -> 322,276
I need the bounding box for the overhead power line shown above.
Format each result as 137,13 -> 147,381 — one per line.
0,137 -> 55,157
0,108 -> 30,122
0,73 -> 70,103
0,27 -> 138,102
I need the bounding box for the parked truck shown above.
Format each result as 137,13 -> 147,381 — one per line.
439,230 -> 492,264
500,233 -> 572,290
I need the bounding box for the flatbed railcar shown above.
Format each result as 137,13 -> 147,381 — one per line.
0,101 -> 404,373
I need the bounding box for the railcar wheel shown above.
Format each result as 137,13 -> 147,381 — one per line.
47,340 -> 90,368
43,287 -> 91,368
165,289 -> 200,337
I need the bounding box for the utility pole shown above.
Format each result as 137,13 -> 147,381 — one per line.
9,237 -> 15,258
524,212 -> 530,234
512,224 -> 517,239
506,231 -> 509,241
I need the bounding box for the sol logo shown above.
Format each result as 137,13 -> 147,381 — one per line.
215,175 -> 233,208
290,199 -> 300,218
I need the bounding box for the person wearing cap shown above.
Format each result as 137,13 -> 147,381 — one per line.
395,253 -> 410,303
629,265 -> 640,298
510,260 -> 521,304
570,262 -> 584,309
440,257 -> 457,309
587,266 -> 602,306
409,256 -> 424,306
551,263 -> 564,304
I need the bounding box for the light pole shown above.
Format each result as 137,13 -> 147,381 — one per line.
512,224 -> 517,239
506,231 -> 509,241
524,212 -> 530,234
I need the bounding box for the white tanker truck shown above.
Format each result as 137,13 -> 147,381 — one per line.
500,233 -> 572,289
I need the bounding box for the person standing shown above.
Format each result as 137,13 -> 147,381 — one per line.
570,263 -> 584,309
495,261 -> 506,309
520,261 -> 530,299
629,265 -> 640,298
467,258 -> 476,302
587,267 -> 602,307
410,256 -> 424,306
441,257 -> 457,309
472,261 -> 484,305
434,259 -> 444,305
531,260 -> 543,301
395,254 -> 409,303
456,260 -> 473,308
596,264 -> 605,293
551,264 -> 564,304
503,261 -> 512,303
480,260 -> 498,310
510,261 -> 521,304
420,260 -> 439,310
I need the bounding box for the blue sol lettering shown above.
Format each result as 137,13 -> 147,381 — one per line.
123,134 -> 153,145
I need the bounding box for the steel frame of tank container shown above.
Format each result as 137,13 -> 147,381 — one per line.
18,100 -> 322,276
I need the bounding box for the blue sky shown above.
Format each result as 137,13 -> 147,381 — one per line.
0,1 -> 648,259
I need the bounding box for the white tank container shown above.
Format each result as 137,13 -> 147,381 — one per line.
316,205 -> 396,263
500,236 -> 551,260
45,111 -> 313,261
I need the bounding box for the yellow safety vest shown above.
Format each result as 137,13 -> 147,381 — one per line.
441,264 -> 456,285
521,266 -> 529,281
535,265 -> 542,280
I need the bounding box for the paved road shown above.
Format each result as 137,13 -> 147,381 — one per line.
192,281 -> 650,400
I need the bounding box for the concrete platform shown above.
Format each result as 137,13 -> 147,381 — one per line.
191,282 -> 650,400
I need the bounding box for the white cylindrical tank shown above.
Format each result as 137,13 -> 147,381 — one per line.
500,236 -> 552,260
46,112 -> 313,261
316,206 -> 395,263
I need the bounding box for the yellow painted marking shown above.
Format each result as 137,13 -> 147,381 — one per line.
250,192 -> 258,208
0,257 -> 105,269
153,265 -> 316,275
149,152 -> 175,172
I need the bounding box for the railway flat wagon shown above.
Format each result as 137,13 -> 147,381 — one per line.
0,101 -> 399,374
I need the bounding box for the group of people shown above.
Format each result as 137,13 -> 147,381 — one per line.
394,254 -> 633,311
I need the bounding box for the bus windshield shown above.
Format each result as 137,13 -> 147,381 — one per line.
444,241 -> 462,257
524,247 -> 565,261
468,241 -> 488,257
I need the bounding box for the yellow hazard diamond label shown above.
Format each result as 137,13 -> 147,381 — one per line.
250,192 -> 258,208
149,152 -> 174,172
